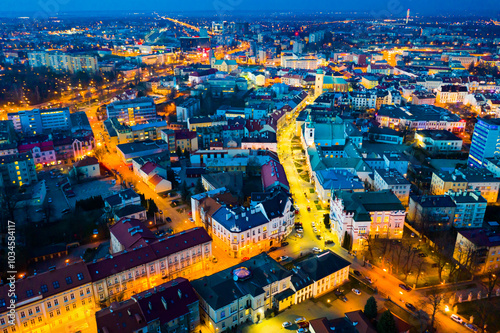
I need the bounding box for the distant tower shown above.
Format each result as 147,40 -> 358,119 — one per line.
406,9 -> 410,24
304,113 -> 315,147
315,69 -> 324,97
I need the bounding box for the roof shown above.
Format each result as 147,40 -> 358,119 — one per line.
261,160 -> 289,190
377,104 -> 461,123
88,228 -> 211,281
95,278 -> 198,332
416,129 -> 461,141
114,205 -> 147,218
410,194 -> 456,208
148,174 -> 166,187
191,253 -> 292,310
109,218 -> 156,250
335,190 -> 405,222
140,161 -> 158,175
0,262 -> 91,312
74,156 -> 99,168
104,189 -> 140,207
458,229 -> 500,248
374,169 -> 410,186
295,250 -> 351,281
344,310 -> 377,333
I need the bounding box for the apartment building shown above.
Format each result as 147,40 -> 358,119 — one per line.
373,169 -> 411,206
436,85 -> 468,104
106,97 -> 157,126
210,189 -> 294,257
468,117 -> 500,168
28,51 -> 98,73
8,108 -> 72,135
0,152 -> 37,187
447,190 -> 486,229
454,229 -> 500,274
408,195 -> 457,231
414,129 -> 463,155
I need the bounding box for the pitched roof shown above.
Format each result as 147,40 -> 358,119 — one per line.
140,161 -> 158,175
74,156 -> 99,168
295,250 -> 351,281
110,218 -> 155,251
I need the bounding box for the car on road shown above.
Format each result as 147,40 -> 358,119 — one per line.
312,247 -> 321,253
297,321 -> 309,329
405,303 -> 416,311
166,217 -> 172,222
294,317 -> 306,324
281,242 -> 289,246
307,206 -> 311,211
450,314 -> 463,324
188,217 -> 194,223
296,228 -> 304,233
353,270 -> 362,277
325,240 -> 334,245
340,296 -> 348,302
282,321 -> 292,328
316,235 -> 322,240
277,256 -> 289,262
269,247 -> 278,252
240,257 -> 250,262
465,323 -> 478,332
313,227 -> 318,233
211,256 -> 218,263
296,233 -> 303,239
399,284 -> 412,292
352,289 -> 361,295
311,222 -> 315,227
296,329 -> 308,333
365,276 -> 373,284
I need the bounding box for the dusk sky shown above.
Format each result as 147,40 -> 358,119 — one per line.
1,0 -> 500,16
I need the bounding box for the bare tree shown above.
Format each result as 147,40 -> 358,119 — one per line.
436,254 -> 447,283
424,287 -> 444,331
484,270 -> 499,299
413,257 -> 426,287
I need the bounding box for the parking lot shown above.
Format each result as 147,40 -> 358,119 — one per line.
66,177 -> 121,208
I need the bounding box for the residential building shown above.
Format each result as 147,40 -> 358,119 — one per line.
430,170 -> 468,195
18,141 -> 56,166
361,76 -> 379,89
468,117 -> 500,168
261,160 -> 289,192
106,97 -> 157,126
71,156 -> 100,179
0,262 -> 96,333
436,85 -> 468,104
314,169 -> 364,203
175,130 -> 199,152
8,108 -> 72,135
408,194 -> 457,231
411,91 -> 436,105
88,227 -> 212,305
210,189 -> 294,257
461,168 -> 500,203
113,205 -> 148,223
109,218 -> 156,254
414,129 -> 463,155
192,253 -> 294,332
453,229 -> 500,274
447,190 -> 486,228
373,169 -> 411,206
366,127 -> 404,145
104,188 -> 141,212
0,152 -> 37,187
177,98 -> 201,123
330,190 -> 406,251
95,278 -> 200,333
211,59 -> 238,72
28,51 -> 98,73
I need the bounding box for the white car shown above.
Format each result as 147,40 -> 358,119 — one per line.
311,222 -> 315,227
277,256 -> 289,262
312,247 -> 321,253
296,228 -> 304,233
313,227 -> 318,233
365,276 -> 373,284
282,321 -> 292,328
294,317 -> 306,324
188,217 -> 194,223
352,289 -> 361,295
450,314 -> 463,324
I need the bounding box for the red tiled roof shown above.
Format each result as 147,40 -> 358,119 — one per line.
140,161 -> 158,175
148,174 -> 164,186
0,262 -> 91,309
261,160 -> 289,190
109,218 -> 156,251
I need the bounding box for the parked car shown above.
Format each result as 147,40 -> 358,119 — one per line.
166,217 -> 172,222
296,329 -> 308,333
297,321 -> 309,329
282,322 -> 292,328
294,317 -> 306,324
399,284 -> 412,292
269,247 -> 278,252
341,296 -> 348,302
311,222 -> 315,227
281,242 -> 289,247
325,240 -> 334,245
353,270 -> 362,277
211,256 -> 218,263
465,323 -> 478,332
418,253 -> 427,258
352,289 -> 361,295
277,256 -> 289,262
312,247 -> 321,253
61,208 -> 70,214
296,233 -> 303,239
405,303 -> 416,311
188,217 -> 194,223
365,276 -> 373,284
307,206 -> 311,211
450,314 -> 463,324
240,257 -> 250,262
316,235 -> 322,240
296,228 -> 304,233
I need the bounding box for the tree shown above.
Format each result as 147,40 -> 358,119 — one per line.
341,231 -> 352,251
364,296 -> 378,320
425,287 -> 444,330
180,181 -> 190,202
377,310 -> 397,333
323,214 -> 330,230
147,199 -> 158,215
194,179 -> 205,194
484,270 -> 499,298
183,149 -> 190,159
176,146 -> 182,158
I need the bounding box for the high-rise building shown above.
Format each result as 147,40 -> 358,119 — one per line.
28,51 -> 98,73
8,108 -> 72,135
468,117 -> 500,168
106,97 -> 157,126
0,152 -> 37,186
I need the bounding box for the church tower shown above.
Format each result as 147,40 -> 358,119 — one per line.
315,69 -> 324,97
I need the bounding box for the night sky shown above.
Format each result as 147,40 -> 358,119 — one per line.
0,0 -> 499,16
